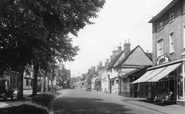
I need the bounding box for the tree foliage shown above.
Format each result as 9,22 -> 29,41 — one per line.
0,0 -> 105,99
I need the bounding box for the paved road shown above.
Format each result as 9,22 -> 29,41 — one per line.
49,88 -> 163,114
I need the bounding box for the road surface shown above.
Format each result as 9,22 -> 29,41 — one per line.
49,87 -> 164,114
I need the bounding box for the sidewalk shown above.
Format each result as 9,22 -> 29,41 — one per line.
103,92 -> 185,114
122,98 -> 185,114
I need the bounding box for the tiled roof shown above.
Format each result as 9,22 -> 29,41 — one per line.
116,45 -> 152,67
146,53 -> 152,61
126,65 -> 150,77
116,45 -> 140,67
107,51 -> 124,69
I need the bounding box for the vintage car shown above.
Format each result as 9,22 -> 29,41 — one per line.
0,78 -> 14,100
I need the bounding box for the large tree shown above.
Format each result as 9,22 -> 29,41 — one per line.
0,0 -> 105,99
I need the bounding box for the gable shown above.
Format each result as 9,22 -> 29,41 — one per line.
113,51 -> 125,67
124,47 -> 152,66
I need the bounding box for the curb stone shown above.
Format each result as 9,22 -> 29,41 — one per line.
47,90 -> 62,114
125,100 -> 167,114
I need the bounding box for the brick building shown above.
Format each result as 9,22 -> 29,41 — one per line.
133,0 -> 185,105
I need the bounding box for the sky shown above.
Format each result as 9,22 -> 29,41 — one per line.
64,0 -> 172,77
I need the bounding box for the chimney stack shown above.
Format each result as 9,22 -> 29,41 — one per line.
124,39 -> 131,57
117,42 -> 122,53
111,49 -> 118,60
105,59 -> 109,67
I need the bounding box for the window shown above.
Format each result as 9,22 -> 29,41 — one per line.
184,26 -> 185,48
169,33 -> 174,53
157,20 -> 163,31
169,10 -> 174,22
157,39 -> 163,57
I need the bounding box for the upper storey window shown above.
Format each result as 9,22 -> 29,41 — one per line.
157,39 -> 163,57
169,10 -> 174,22
157,20 -> 163,32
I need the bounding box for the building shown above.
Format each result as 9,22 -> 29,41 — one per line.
23,67 -> 34,90
133,0 -> 185,105
116,45 -> 152,97
106,41 -> 152,96
101,59 -> 109,93
107,44 -> 122,94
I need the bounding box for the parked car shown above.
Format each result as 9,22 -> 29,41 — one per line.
70,85 -> 75,89
86,87 -> 91,91
0,78 -> 14,101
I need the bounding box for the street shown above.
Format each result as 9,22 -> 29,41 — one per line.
49,88 -> 163,114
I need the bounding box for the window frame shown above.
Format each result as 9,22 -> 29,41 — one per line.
169,10 -> 175,23
169,32 -> 174,53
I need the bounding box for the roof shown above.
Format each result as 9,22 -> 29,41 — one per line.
146,53 -> 153,61
116,45 -> 140,67
125,65 -> 151,78
149,0 -> 180,23
107,51 -> 124,69
116,45 -> 152,67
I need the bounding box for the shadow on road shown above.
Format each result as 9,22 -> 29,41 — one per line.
123,98 -> 176,107
137,99 -> 176,106
53,97 -> 136,114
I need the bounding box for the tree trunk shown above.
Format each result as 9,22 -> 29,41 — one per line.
32,62 -> 39,96
41,75 -> 46,93
50,79 -> 53,92
17,69 -> 24,100
46,75 -> 49,92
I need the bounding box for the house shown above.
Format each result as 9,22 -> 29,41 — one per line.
23,67 -> 34,90
107,44 -> 122,94
3,71 -> 18,89
101,59 -> 109,93
94,61 -> 104,91
116,45 -> 152,97
106,40 -> 152,96
133,0 -> 185,105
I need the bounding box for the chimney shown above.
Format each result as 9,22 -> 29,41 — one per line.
111,48 -> 118,60
105,59 -> 109,67
124,39 -> 131,57
117,43 -> 122,53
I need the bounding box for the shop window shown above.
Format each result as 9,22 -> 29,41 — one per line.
177,76 -> 183,100
177,65 -> 183,100
183,26 -> 185,48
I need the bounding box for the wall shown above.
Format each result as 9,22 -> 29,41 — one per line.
152,2 -> 183,66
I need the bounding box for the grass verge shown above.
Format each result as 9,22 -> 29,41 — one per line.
0,92 -> 60,114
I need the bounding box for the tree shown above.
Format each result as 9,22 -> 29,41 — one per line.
0,0 -> 105,99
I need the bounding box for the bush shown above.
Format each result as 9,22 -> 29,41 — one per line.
0,92 -> 59,114
0,102 -> 47,114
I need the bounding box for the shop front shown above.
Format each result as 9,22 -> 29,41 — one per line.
132,59 -> 185,105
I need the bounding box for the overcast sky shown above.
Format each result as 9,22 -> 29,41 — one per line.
64,0 -> 172,77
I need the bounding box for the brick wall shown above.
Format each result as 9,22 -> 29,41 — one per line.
152,1 -> 184,66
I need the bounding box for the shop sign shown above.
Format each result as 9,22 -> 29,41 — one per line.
156,54 -> 170,65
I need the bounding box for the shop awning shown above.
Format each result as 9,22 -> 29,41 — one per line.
131,67 -> 166,84
147,63 -> 181,82
131,70 -> 154,84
